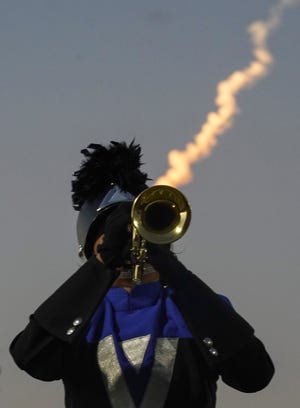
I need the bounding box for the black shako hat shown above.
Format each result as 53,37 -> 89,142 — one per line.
71,140 -> 149,259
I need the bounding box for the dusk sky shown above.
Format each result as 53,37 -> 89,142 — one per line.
1,1 -> 299,407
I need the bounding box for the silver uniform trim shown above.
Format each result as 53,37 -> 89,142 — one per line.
97,335 -> 178,408
120,334 -> 151,373
97,335 -> 135,408
141,338 -> 178,408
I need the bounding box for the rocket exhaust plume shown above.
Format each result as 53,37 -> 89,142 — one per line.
155,0 -> 299,187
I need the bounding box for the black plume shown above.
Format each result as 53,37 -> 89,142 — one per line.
71,140 -> 149,210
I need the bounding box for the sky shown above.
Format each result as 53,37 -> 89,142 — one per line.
1,0 -> 299,407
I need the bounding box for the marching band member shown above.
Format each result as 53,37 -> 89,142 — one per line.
10,141 -> 274,407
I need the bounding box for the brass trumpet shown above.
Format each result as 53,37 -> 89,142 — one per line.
130,185 -> 191,284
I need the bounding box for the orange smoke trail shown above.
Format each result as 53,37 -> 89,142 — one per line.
155,0 -> 299,187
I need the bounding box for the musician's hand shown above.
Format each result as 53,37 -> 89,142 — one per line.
146,242 -> 174,283
96,202 -> 132,269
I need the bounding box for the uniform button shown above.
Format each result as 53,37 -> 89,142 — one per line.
203,337 -> 213,347
73,318 -> 82,326
66,327 -> 75,336
209,347 -> 219,357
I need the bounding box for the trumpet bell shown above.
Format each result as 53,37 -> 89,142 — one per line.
131,185 -> 191,245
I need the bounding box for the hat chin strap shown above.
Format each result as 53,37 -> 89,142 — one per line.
117,263 -> 157,280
